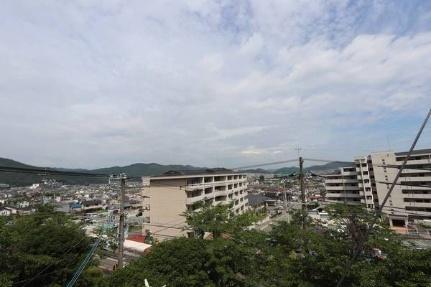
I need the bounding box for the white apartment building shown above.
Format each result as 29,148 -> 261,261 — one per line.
142,169 -> 249,241
324,149 -> 431,227
354,156 -> 379,210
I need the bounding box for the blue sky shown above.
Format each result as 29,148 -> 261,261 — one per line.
0,0 -> 430,168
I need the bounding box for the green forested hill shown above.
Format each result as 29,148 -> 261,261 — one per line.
0,157 -> 353,186
0,158 -> 203,186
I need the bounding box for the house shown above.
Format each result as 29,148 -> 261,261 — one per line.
0,207 -> 11,216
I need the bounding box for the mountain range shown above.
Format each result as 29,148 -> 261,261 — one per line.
243,161 -> 353,175
0,157 -> 352,186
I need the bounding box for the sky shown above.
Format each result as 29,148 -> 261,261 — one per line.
1,0 -> 431,169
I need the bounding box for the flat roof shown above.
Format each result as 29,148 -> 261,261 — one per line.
124,240 -> 151,252
151,173 -> 246,180
395,148 -> 431,156
150,168 -> 246,180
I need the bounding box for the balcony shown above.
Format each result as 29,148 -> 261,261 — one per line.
186,194 -> 213,205
326,193 -> 361,198
400,176 -> 431,182
214,189 -> 229,197
325,178 -> 357,184
403,158 -> 431,164
213,181 -> 229,187
342,171 -> 357,176
404,201 -> 431,208
185,184 -> 205,191
325,185 -> 359,191
402,192 -> 431,199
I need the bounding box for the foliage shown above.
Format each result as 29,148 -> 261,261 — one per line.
183,202 -> 232,238
144,231 -> 155,245
114,203 -> 431,287
110,232 -> 272,287
183,202 -> 264,238
0,205 -> 102,287
3,203 -> 430,287
110,238 -> 212,287
95,223 -> 118,251
264,204 -> 431,287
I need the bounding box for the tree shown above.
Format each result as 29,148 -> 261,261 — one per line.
0,205 -> 100,287
266,204 -> 431,287
110,234 -> 270,287
110,203 -> 431,287
183,202 -> 231,238
109,238 -> 212,287
183,202 -> 263,239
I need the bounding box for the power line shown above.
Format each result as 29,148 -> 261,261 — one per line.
234,159 -> 298,170
65,238 -> 101,287
64,210 -> 115,287
336,108 -> 431,287
378,108 -> 431,214
303,158 -> 348,163
0,166 -> 109,178
13,236 -> 88,287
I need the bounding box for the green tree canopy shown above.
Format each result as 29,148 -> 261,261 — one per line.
183,202 -> 263,239
0,205 -> 98,287
113,204 -> 431,287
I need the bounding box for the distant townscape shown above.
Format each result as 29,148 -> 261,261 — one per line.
2,1 -> 431,285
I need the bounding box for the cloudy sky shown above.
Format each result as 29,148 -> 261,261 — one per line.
1,0 -> 431,169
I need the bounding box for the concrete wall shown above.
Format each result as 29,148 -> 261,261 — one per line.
143,178 -> 188,241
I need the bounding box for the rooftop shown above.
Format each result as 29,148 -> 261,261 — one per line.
154,168 -> 238,177
395,149 -> 431,156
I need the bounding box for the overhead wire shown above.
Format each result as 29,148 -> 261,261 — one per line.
0,166 -> 109,177
336,108 -> 431,287
12,236 -> 88,287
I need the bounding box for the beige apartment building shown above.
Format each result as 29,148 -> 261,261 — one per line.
324,166 -> 360,204
371,149 -> 431,226
142,169 -> 249,241
324,149 -> 431,227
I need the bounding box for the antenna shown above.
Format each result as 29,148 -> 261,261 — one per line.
295,146 -> 302,157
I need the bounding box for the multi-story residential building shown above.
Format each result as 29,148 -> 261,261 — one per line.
142,169 -> 249,241
354,156 -> 379,210
324,166 -> 360,204
371,149 -> 431,227
324,149 -> 431,227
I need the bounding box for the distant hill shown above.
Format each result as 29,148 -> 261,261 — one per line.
306,161 -> 353,172
0,158 -> 36,169
240,161 -> 353,175
273,166 -> 299,175
273,161 -> 353,175
0,157 -> 354,186
0,158 -> 45,186
241,168 -> 271,174
0,158 -> 203,186
91,163 -> 204,178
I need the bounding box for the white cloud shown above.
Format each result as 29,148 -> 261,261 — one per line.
0,0 -> 430,168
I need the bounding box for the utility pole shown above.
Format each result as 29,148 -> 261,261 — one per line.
117,174 -> 127,269
283,187 -> 288,215
299,156 -> 305,229
378,108 -> 431,214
